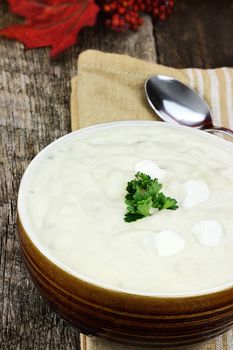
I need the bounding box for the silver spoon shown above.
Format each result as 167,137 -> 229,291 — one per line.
145,75 -> 233,138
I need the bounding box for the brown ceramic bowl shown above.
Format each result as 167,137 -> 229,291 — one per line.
17,121 -> 233,348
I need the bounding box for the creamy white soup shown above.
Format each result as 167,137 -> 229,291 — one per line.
23,123 -> 233,295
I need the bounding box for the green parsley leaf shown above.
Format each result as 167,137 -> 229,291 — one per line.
155,192 -> 179,210
124,212 -> 144,222
124,172 -> 179,222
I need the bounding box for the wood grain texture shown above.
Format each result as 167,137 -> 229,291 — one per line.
1,0 -> 233,348
154,0 -> 233,69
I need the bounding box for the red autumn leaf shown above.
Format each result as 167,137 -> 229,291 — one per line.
0,0 -> 99,57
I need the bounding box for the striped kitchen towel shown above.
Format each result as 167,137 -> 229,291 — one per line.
71,49 -> 233,350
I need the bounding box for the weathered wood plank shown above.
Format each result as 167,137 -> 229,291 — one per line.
0,5 -> 156,348
154,0 -> 233,68
78,15 -> 156,62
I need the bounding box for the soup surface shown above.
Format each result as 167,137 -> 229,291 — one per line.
23,123 -> 233,295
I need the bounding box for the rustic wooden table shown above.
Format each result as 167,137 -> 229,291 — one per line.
1,1 -> 233,349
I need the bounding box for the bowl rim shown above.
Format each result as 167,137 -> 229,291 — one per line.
17,120 -> 233,299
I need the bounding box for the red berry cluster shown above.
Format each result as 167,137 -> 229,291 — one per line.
140,0 -> 174,21
98,0 -> 174,32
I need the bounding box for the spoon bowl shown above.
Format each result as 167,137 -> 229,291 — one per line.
145,75 -> 233,137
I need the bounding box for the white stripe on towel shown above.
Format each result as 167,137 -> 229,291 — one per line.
215,335 -> 223,350
195,68 -> 204,98
207,69 -> 222,127
227,329 -> 233,350
185,68 -> 195,89
223,67 -> 233,129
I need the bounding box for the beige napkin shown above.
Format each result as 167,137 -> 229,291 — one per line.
71,50 -> 233,350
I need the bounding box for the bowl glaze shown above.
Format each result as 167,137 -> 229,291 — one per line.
17,121 -> 233,348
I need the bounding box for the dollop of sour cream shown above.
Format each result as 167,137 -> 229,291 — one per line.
134,160 -> 166,180
154,230 -> 186,256
191,220 -> 224,247
143,230 -> 186,256
181,179 -> 210,208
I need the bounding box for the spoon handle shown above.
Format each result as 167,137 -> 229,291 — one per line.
204,126 -> 233,138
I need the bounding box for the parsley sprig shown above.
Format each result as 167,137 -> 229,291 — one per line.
124,172 -> 178,222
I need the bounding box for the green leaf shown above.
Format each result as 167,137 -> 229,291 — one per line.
124,172 -> 179,222
137,197 -> 152,217
155,193 -> 178,210
124,212 -> 144,222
